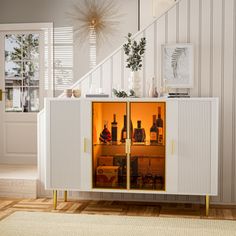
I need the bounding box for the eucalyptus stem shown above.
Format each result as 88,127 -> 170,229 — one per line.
123,33 -> 146,72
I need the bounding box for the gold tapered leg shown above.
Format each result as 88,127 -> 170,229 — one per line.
53,190 -> 57,210
206,195 -> 210,216
64,191 -> 67,202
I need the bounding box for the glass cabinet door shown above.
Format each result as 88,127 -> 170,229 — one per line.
92,102 -> 127,189
129,102 -> 166,191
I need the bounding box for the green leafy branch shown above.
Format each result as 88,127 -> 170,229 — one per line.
123,33 -> 146,72
112,89 -> 135,98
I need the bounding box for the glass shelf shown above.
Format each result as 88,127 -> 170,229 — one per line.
93,141 -> 165,147
132,141 -> 165,147
131,155 -> 165,159
93,142 -> 125,146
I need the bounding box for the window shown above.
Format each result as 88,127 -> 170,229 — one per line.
54,27 -> 73,92
5,33 -> 40,112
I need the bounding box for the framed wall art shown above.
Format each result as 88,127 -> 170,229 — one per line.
162,43 -> 194,88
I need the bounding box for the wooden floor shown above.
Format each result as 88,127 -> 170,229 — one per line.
0,198 -> 236,221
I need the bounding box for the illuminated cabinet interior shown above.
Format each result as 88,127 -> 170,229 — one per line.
92,102 -> 127,189
92,102 -> 166,191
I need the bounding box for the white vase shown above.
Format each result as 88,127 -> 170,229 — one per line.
148,77 -> 159,98
128,71 -> 142,97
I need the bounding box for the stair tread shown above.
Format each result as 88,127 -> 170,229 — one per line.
0,165 -> 37,180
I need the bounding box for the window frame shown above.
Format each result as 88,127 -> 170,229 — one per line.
4,31 -> 42,112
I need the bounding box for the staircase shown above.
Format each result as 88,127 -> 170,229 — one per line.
61,0 -> 183,98
0,165 -> 37,198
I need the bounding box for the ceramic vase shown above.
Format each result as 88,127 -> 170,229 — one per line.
128,71 -> 142,97
148,77 -> 159,98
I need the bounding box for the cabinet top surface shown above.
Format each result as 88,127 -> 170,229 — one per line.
45,97 -> 219,102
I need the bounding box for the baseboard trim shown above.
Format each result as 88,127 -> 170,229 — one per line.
37,190 -> 236,206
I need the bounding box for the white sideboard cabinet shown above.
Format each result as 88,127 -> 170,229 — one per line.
40,98 -> 219,214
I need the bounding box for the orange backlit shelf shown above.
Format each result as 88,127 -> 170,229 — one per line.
93,142 -> 125,146
132,142 -> 165,147
130,155 -> 165,159
93,142 -> 165,147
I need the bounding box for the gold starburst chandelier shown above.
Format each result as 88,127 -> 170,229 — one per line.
67,0 -> 122,46
67,0 -> 122,69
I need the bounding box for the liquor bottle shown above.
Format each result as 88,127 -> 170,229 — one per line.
111,114 -> 117,142
154,175 -> 163,190
156,107 -> 163,144
150,115 -> 158,144
130,120 -> 133,140
133,120 -> 146,142
120,115 -> 127,143
99,121 -> 111,143
143,158 -> 154,189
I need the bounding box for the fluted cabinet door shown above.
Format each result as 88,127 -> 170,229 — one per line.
45,99 -> 81,190
177,100 -> 218,195
166,100 -> 179,194
79,100 -> 92,191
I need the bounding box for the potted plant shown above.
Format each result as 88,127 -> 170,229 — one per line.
123,33 -> 146,97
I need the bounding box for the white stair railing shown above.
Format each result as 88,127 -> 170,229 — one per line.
59,0 -> 181,98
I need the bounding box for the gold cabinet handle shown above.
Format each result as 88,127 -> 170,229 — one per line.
0,89 -> 6,101
128,139 -> 131,154
125,139 -> 128,154
125,139 -> 131,154
171,139 -> 175,155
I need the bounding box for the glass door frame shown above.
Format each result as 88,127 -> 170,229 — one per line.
91,100 -> 166,192
91,101 -> 128,190
128,101 -> 166,192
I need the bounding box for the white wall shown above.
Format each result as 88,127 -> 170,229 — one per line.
74,1 -> 138,90
140,0 -> 154,29
140,0 -> 178,29
0,0 -> 138,95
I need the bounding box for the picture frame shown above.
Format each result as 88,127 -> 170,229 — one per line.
162,43 -> 194,88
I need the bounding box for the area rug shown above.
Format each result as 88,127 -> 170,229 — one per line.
0,212 -> 236,236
